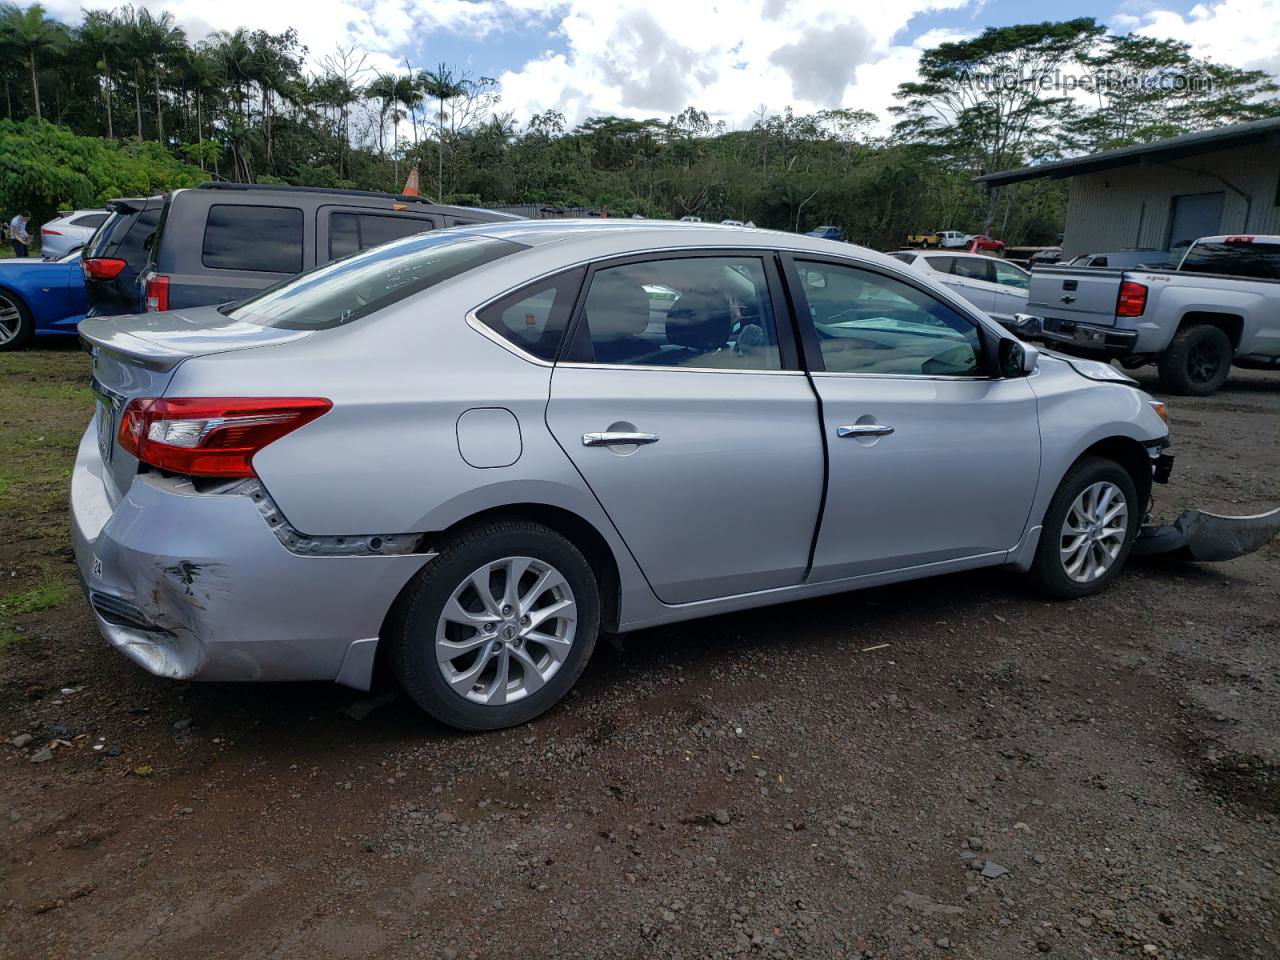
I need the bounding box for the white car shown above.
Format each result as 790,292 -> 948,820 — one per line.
720,219 -> 744,227
891,250 -> 1030,328
679,215 -> 702,223
39,209 -> 109,260
937,231 -> 969,249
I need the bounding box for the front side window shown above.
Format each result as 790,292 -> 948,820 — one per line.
328,212 -> 435,260
224,232 -> 524,329
577,257 -> 783,370
992,261 -> 1030,289
203,204 -> 303,273
795,260 -> 984,377
475,268 -> 584,361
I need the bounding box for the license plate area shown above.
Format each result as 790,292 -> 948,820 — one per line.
96,400 -> 115,464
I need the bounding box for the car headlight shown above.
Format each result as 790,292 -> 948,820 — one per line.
1063,357 -> 1138,385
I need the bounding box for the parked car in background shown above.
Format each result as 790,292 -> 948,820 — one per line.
906,230 -> 967,249
1025,234 -> 1280,395
74,220 -> 1172,731
139,183 -> 519,311
81,196 -> 163,317
967,234 -> 1005,253
1030,247 -> 1062,265
40,209 -> 109,260
891,250 -> 1030,327
720,219 -> 744,227
806,225 -> 843,242
679,215 -> 702,223
0,248 -> 87,350
1067,250 -> 1171,269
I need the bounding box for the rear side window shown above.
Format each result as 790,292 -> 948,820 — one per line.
950,258 -> 993,282
475,269 -> 584,361
922,255 -> 955,273
203,204 -> 303,273
328,212 -> 436,260
1179,241 -> 1280,280
86,208 -> 160,263
71,213 -> 108,228
224,232 -> 524,330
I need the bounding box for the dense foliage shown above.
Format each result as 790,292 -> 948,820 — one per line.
0,118 -> 202,222
0,5 -> 1276,247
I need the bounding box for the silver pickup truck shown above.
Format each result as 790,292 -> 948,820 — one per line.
1022,235 -> 1280,395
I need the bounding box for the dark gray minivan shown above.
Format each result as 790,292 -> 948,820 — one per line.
139,183 -> 520,312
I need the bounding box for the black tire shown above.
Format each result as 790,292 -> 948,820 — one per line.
1030,456 -> 1140,600
387,520 -> 600,731
1157,323 -> 1231,396
0,291 -> 33,352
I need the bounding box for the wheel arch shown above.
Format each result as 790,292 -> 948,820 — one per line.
1073,436 -> 1153,517
370,501 -> 625,689
1177,310 -> 1243,350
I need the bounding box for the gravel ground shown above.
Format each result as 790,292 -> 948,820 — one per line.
1,352 -> 1277,960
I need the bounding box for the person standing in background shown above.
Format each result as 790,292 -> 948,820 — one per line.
9,211 -> 32,257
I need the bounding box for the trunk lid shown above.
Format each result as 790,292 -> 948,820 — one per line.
1027,266 -> 1124,328
80,307 -> 314,503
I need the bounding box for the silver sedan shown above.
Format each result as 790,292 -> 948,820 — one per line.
72,221 -> 1172,729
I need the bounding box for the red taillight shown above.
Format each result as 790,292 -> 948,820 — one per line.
42,229 -> 62,236
1224,235 -> 1254,244
145,275 -> 169,311
1117,280 -> 1148,317
82,257 -> 127,280
117,397 -> 332,478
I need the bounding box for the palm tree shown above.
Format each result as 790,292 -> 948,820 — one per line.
418,65 -> 465,200
77,9 -> 123,138
1,3 -> 64,122
396,69 -> 423,148
140,9 -> 183,143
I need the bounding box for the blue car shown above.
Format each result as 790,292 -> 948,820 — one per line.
0,249 -> 87,350
805,225 -> 843,242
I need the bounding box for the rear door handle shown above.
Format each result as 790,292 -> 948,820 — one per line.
836,424 -> 894,438
582,432 -> 660,447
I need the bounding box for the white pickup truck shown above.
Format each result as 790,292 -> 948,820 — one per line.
1022,235 -> 1280,395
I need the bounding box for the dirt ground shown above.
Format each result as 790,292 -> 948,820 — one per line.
1,345 -> 1277,960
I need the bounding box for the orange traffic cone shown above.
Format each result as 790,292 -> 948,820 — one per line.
403,167 -> 420,197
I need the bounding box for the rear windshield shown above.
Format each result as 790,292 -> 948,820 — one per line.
223,232 -> 524,329
1179,241 -> 1280,280
83,207 -> 160,262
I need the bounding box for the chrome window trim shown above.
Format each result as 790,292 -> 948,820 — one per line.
811,371 -> 994,382
555,362 -> 804,376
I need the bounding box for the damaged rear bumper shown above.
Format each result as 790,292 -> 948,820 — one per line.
1132,507 -> 1280,562
69,423 -> 428,690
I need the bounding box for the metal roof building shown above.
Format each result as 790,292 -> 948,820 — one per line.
977,117 -> 1280,259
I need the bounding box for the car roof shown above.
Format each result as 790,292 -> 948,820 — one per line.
1193,235 -> 1280,244
183,182 -> 519,220
444,218 -> 905,267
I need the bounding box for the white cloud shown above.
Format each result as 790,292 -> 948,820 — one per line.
40,0 -> 974,131
1127,0 -> 1280,75
493,0 -> 970,130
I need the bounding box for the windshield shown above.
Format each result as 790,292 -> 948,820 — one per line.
223,232 -> 525,329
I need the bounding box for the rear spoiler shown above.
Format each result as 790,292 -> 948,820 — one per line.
79,322 -> 187,372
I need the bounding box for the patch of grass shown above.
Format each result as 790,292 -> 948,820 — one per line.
0,628 -> 22,652
0,582 -> 69,616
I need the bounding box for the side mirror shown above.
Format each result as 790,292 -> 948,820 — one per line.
999,338 -> 1039,378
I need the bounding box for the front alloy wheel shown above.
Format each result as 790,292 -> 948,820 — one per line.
1031,456 -> 1139,599
1059,481 -> 1128,583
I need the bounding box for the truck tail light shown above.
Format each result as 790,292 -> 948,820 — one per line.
1117,280 -> 1147,317
1223,235 -> 1254,244
145,275 -> 169,311
117,397 -> 332,478
82,257 -> 127,280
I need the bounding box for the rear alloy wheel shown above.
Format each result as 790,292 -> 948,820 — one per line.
1157,323 -> 1231,396
388,521 -> 600,730
1031,456 -> 1139,599
0,292 -> 33,352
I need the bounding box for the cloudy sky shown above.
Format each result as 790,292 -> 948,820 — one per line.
40,0 -> 1280,130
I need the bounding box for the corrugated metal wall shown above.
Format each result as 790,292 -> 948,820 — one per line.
1061,142 -> 1280,257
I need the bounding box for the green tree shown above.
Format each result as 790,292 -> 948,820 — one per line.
1,3 -> 65,123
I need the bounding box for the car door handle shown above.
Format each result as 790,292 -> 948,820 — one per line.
836,424 -> 894,438
582,432 -> 660,447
